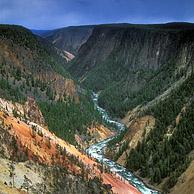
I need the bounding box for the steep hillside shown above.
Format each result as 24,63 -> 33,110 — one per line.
121,73 -> 194,192
0,25 -> 104,145
44,25 -> 94,55
0,95 -> 143,194
0,97 -> 111,194
68,22 -> 194,193
69,22 -> 194,118
0,24 -> 76,102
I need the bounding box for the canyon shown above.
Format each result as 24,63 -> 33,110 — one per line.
0,22 -> 193,194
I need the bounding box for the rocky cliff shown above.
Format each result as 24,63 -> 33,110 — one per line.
45,25 -> 94,55
70,23 -> 194,75
68,22 -> 194,193
69,22 -> 194,117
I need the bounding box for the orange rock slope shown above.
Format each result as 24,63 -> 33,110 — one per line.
0,111 -> 141,194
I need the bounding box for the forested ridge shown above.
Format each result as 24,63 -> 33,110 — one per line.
126,74 -> 194,192
69,23 -> 194,120
0,25 -> 103,145
39,94 -> 103,144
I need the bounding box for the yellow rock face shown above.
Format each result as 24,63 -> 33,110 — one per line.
170,160 -> 194,194
117,115 -> 155,166
75,124 -> 115,149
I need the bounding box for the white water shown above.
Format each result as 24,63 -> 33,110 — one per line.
86,92 -> 159,194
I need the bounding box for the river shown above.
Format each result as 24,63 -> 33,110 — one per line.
86,92 -> 159,194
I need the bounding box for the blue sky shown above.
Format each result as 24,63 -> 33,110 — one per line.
0,0 -> 193,29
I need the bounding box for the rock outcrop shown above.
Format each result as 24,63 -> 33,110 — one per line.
24,97 -> 45,126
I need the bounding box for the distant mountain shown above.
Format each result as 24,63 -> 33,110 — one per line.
36,25 -> 95,55
31,29 -> 54,37
32,25 -> 94,60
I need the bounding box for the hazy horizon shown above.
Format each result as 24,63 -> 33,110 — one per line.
0,0 -> 193,30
